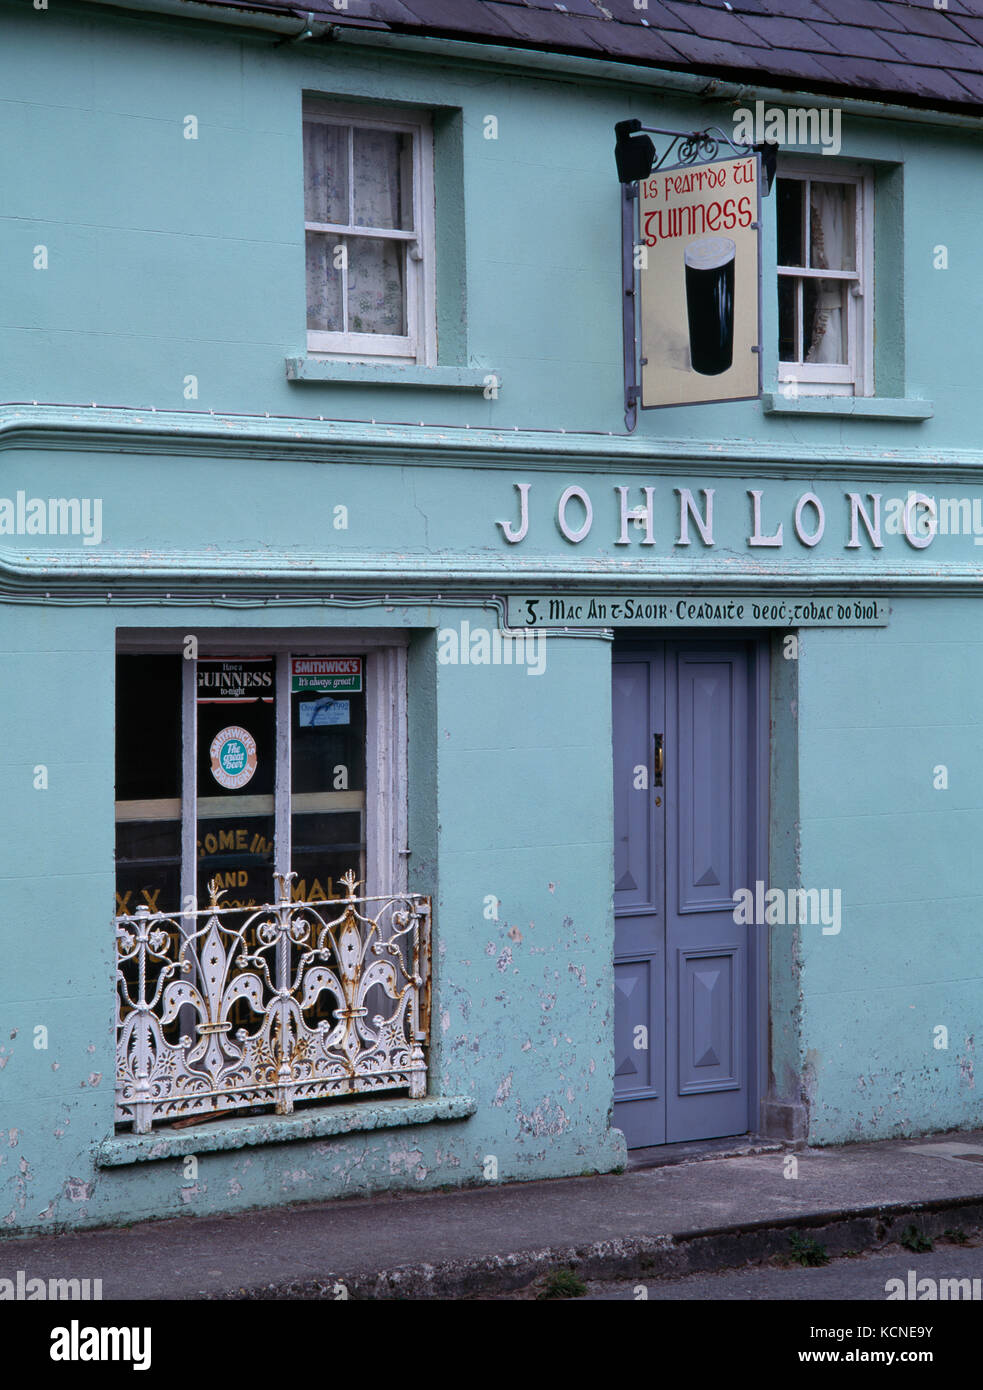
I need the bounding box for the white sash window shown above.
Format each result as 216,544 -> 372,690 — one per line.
303,100 -> 436,365
776,165 -> 873,397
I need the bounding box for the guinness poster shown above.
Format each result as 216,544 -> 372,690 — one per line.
638,152 -> 761,409
196,659 -> 275,908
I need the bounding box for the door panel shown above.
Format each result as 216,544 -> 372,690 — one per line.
611,653 -> 666,1147
613,640 -> 761,1149
612,660 -> 659,916
676,658 -> 741,912
676,946 -> 740,1094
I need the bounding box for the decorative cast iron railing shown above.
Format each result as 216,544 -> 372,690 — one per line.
115,872 -> 430,1134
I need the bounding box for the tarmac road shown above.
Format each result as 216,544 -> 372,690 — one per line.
557,1236 -> 983,1300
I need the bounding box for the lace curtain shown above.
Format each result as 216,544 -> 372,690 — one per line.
805,183 -> 850,364
305,122 -> 407,337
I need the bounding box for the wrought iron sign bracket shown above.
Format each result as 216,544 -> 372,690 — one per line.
616,120 -> 777,432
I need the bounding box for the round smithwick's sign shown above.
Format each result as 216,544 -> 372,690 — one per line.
209,726 -> 257,790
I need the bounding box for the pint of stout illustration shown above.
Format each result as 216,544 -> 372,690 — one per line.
684,236 -> 736,376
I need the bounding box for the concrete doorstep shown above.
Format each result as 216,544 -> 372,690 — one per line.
4,1129 -> 983,1301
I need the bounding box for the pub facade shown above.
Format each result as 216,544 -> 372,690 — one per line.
2,0 -> 983,1235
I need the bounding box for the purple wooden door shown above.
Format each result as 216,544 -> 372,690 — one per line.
613,641 -> 760,1148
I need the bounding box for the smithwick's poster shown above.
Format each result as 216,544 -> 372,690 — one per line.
638,153 -> 761,409
290,656 -> 362,694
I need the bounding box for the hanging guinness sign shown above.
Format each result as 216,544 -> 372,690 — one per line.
638,153 -> 762,409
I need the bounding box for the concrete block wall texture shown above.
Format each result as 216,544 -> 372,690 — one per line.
0,0 -> 974,444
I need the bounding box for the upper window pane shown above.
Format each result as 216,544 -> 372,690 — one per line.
352,127 -> 411,230
304,120 -> 349,225
116,655 -> 182,800
776,178 -> 804,267
809,182 -> 856,273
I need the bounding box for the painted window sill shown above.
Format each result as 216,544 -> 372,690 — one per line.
285,357 -> 497,390
762,394 -> 933,421
96,1095 -> 477,1168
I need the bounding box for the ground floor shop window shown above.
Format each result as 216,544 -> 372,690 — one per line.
115,652 -> 367,916
113,638 -> 428,1134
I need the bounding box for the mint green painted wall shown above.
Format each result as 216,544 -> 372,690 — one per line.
797,600 -> 983,1144
0,0 -> 975,444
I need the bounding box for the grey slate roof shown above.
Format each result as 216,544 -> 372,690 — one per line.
203,0 -> 983,113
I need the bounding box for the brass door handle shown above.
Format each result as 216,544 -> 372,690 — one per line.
653,732 -> 664,788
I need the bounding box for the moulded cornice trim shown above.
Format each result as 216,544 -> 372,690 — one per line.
1,403 -> 982,481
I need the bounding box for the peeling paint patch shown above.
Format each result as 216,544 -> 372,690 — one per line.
440,1009 -> 450,1034
517,1097 -> 570,1138
493,1072 -> 513,1107
87,1073 -> 102,1088
496,947 -> 512,972
387,1145 -> 426,1177
567,962 -> 587,988
64,1177 -> 93,1202
7,1130 -> 18,1148
959,1047 -> 975,1089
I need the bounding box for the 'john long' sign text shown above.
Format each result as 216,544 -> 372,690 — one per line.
497,484 -> 943,552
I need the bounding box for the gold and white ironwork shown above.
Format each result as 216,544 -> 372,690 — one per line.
114,872 -> 430,1133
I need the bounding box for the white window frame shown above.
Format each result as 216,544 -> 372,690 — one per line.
303,98 -> 436,367
776,162 -> 874,397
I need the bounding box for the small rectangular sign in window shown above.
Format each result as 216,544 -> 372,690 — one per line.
290,655 -> 362,693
